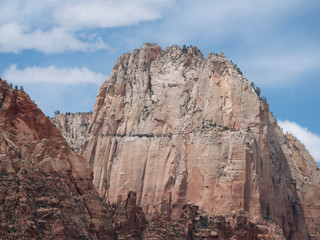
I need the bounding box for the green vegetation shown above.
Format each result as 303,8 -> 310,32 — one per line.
232,63 -> 243,75
250,82 -> 267,103
182,44 -> 193,53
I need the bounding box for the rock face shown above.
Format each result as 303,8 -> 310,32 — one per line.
51,112 -> 91,153
83,43 -> 320,239
143,203 -> 275,240
108,191 -> 146,239
0,79 -> 113,239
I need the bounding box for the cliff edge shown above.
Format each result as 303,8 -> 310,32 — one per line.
83,43 -> 320,239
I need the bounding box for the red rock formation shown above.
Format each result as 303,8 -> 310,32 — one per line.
143,203 -> 275,240
83,43 -> 320,239
0,79 -> 114,239
108,191 -> 146,239
107,192 -> 274,239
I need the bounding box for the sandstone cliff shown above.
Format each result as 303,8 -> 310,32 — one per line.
0,79 -> 114,239
108,191 -> 146,239
51,112 -> 91,153
83,43 -> 320,239
107,189 -> 276,240
143,203 -> 274,240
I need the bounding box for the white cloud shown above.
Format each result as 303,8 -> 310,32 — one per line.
279,120 -> 320,163
0,22 -> 108,53
54,0 -> 174,30
0,0 -> 174,53
3,64 -> 107,85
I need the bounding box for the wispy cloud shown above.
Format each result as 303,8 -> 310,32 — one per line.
54,0 -> 174,30
240,45 -> 320,87
0,0 -> 174,53
3,65 -> 107,85
279,120 -> 320,163
0,22 -> 108,53
146,0 -> 311,43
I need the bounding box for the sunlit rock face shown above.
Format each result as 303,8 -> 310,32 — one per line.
52,112 -> 91,153
83,43 -> 320,239
0,79 -> 114,240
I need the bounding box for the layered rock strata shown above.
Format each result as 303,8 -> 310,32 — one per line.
51,112 -> 91,153
0,79 -> 113,239
83,43 -> 320,239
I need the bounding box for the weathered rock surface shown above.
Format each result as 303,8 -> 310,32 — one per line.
83,43 -> 320,239
0,79 -> 113,239
51,112 -> 91,153
108,190 -> 146,239
143,203 -> 275,240
107,191 -> 275,239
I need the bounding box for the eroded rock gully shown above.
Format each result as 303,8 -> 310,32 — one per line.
80,43 -> 320,239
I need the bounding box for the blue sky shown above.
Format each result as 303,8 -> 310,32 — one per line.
0,0 -> 319,163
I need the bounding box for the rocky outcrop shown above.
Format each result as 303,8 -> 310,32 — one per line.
282,133 -> 320,239
0,79 -> 113,239
83,43 -> 320,239
143,203 -> 276,240
108,191 -> 276,240
108,191 -> 146,239
51,112 -> 91,153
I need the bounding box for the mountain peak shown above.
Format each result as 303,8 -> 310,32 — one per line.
79,44 -> 319,239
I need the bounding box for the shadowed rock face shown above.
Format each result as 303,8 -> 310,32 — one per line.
83,43 -> 320,239
0,79 -> 113,239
